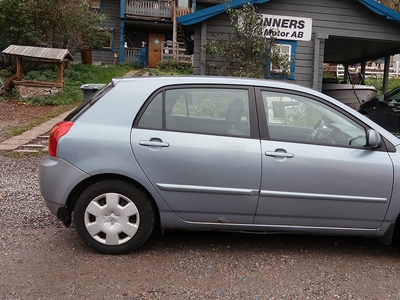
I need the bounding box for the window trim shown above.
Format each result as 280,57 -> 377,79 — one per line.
89,0 -> 102,11
266,40 -> 297,80
254,87 -> 388,151
134,84 -> 260,139
100,28 -> 113,51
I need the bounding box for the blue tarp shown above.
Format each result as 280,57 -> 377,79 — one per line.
358,0 -> 400,22
178,0 -> 400,26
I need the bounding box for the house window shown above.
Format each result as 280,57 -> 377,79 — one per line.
101,28 -> 113,50
267,40 -> 296,80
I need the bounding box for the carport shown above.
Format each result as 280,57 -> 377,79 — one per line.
178,0 -> 400,93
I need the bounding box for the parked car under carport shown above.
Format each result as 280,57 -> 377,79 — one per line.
359,86 -> 400,133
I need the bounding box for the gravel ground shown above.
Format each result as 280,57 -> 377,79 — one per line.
2,153 -> 400,299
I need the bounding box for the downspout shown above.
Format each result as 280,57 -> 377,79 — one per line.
119,0 -> 126,63
200,21 -> 207,75
344,64 -> 349,83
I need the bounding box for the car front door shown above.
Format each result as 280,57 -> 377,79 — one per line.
131,86 -> 261,223
254,88 -> 393,229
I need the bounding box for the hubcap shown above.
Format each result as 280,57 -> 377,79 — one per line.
84,193 -> 140,245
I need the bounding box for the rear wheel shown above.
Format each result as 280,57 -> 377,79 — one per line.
74,180 -> 155,254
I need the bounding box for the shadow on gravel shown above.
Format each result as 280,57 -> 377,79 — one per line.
136,229 -> 399,258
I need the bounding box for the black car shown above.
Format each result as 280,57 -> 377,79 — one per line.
359,86 -> 400,133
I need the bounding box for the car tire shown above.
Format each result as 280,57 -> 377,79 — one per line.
74,180 -> 156,254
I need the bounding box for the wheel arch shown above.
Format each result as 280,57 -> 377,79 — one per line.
66,173 -> 161,226
379,214 -> 400,246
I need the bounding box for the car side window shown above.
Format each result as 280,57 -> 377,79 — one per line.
139,87 -> 251,137
262,91 -> 367,147
137,93 -> 163,130
387,91 -> 400,102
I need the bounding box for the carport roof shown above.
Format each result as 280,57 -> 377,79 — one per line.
178,0 -> 400,64
178,0 -> 400,26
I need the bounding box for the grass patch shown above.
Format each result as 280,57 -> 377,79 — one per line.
0,62 -> 193,139
4,151 -> 47,158
154,60 -> 193,75
1,63 -> 133,106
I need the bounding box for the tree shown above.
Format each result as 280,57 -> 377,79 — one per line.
379,0 -> 400,12
0,0 -> 107,55
202,5 -> 291,78
0,0 -> 39,50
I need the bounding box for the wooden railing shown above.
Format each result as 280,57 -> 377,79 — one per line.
125,0 -> 173,19
175,6 -> 192,17
124,47 -> 142,63
161,41 -> 193,65
325,63 -> 400,78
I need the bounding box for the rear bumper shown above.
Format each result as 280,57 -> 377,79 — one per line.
39,156 -> 89,221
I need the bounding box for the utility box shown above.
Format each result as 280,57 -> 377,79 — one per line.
80,84 -> 105,101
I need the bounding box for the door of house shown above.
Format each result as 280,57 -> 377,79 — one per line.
148,33 -> 165,67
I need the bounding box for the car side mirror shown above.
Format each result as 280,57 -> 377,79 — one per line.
366,129 -> 381,148
378,95 -> 385,102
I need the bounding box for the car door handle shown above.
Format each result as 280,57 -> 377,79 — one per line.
265,151 -> 294,158
139,140 -> 170,147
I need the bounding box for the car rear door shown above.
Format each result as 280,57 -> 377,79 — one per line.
131,85 -> 261,223
254,88 -> 393,229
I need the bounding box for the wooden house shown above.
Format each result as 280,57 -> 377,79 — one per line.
87,0 -> 200,66
178,0 -> 400,93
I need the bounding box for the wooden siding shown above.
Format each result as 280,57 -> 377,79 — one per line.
261,0 -> 400,40
91,0 -> 121,65
193,0 -> 400,89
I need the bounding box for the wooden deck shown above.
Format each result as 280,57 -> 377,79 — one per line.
125,0 -> 173,19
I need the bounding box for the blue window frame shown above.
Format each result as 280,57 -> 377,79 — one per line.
266,40 -> 296,80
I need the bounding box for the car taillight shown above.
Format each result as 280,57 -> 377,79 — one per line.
48,121 -> 73,157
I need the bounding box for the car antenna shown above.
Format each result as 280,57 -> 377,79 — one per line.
145,64 -> 156,76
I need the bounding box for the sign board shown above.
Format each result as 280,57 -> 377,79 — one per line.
261,14 -> 312,41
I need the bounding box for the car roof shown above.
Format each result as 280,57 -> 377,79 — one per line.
110,76 -> 400,146
111,75 -> 317,94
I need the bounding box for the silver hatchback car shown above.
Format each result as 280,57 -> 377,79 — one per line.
39,76 -> 400,254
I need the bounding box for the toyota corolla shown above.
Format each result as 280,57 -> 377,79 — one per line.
39,76 -> 400,254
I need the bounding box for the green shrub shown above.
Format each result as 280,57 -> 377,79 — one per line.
5,63 -> 132,106
364,77 -> 400,96
1,62 -> 193,106
155,60 -> 193,75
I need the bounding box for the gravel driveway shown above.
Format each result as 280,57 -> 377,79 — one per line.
1,153 -> 400,299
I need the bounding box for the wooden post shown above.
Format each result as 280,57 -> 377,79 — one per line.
172,0 -> 177,60
383,55 -> 390,94
16,57 -> 23,80
57,62 -> 64,85
360,61 -> 366,85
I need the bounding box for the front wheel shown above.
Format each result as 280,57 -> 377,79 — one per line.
74,180 -> 156,254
